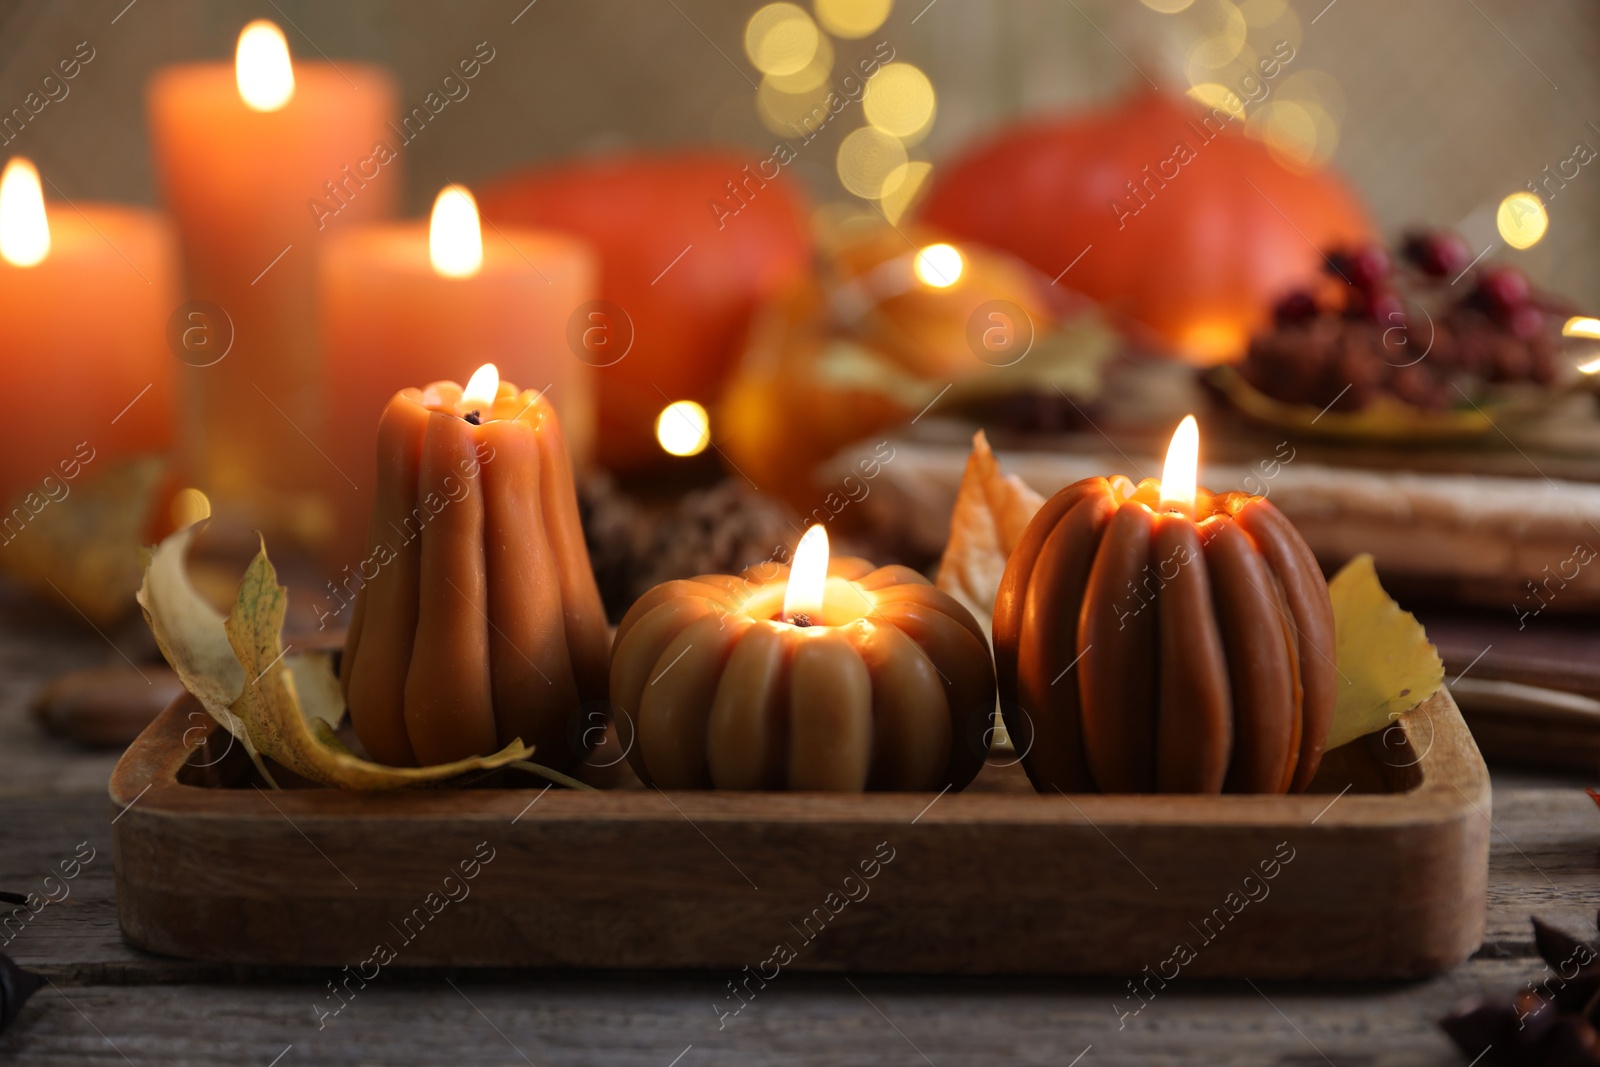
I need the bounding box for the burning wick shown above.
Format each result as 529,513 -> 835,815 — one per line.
783,525 -> 829,626
1159,414 -> 1200,516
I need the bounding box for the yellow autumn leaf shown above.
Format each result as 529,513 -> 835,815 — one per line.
139,524 -> 535,790
1324,553 -> 1446,751
138,521 -> 278,787
936,429 -> 1045,625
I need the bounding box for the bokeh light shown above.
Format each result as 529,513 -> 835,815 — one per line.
836,126 -> 908,198
756,77 -> 832,136
766,32 -> 834,93
1139,0 -> 1196,12
1264,4 -> 1303,51
1185,0 -> 1248,69
1278,70 -> 1347,123
878,160 -> 933,225
1497,192 -> 1548,250
170,487 -> 212,529
913,243 -> 964,288
1237,0 -> 1287,26
1248,98 -> 1338,170
814,0 -> 893,38
1186,82 -> 1246,119
745,3 -> 820,77
863,62 -> 936,142
655,401 -> 712,457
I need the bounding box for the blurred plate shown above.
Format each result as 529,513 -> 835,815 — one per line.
1206,366 -> 1525,443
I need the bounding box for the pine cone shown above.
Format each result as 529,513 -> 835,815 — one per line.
576,472 -> 645,624
632,482 -> 805,598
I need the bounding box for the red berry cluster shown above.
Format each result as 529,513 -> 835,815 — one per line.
1240,230 -> 1562,414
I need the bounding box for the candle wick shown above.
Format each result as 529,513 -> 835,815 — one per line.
463,410 -> 482,425
788,612 -> 812,628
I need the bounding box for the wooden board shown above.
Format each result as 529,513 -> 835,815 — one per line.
109,690 -> 1489,980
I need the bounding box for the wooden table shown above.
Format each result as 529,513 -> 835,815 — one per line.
1,592 -> 1595,1067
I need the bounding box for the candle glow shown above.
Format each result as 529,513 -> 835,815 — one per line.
1159,414 -> 1200,514
1563,316 -> 1600,339
460,362 -> 500,415
913,243 -> 964,288
0,158 -> 50,268
783,525 -> 829,625
429,185 -> 483,279
654,400 -> 710,457
235,21 -> 295,112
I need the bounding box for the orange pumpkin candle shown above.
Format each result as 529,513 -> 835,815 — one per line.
147,20 -> 398,542
993,416 -> 1336,795
610,526 -> 996,791
339,365 -> 608,769
319,185 -> 595,567
0,158 -> 176,504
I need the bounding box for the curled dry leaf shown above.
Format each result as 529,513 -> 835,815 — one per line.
1324,553 -> 1446,751
935,430 -> 1045,625
137,524 -> 534,790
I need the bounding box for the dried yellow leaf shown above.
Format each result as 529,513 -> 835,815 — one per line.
139,525 -> 534,790
936,430 -> 1044,623
1324,553 -> 1446,751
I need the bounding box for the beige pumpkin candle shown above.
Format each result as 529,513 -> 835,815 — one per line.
993,416 -> 1336,795
340,364 -> 608,769
611,526 -> 996,791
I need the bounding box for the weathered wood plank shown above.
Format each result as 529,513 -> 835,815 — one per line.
0,958 -> 1552,1067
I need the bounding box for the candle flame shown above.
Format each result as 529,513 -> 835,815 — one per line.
461,363 -> 499,414
0,159 -> 49,268
912,243 -> 964,288
1159,414 -> 1199,513
235,21 -> 295,112
430,185 -> 483,279
783,525 -> 829,625
1563,316 -> 1600,340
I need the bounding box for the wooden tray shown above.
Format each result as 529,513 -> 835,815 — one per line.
110,689 -> 1488,979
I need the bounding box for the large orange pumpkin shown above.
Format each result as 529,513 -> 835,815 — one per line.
479,151 -> 813,470
917,89 -> 1373,364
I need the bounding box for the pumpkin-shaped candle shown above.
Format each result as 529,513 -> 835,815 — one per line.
340,364 -> 609,768
993,416 -> 1336,795
611,526 -> 996,791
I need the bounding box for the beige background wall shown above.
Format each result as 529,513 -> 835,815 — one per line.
1,0 -> 1595,304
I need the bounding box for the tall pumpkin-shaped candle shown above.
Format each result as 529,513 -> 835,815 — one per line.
340,364 -> 609,768
993,416 -> 1336,795
611,525 -> 996,791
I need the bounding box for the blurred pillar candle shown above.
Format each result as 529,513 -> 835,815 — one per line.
339,365 -> 609,768
320,186 -> 594,568
609,526 -> 997,791
146,20 -> 398,548
0,157 -> 175,505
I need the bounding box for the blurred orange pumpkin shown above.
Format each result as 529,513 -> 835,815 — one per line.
829,227 -> 1057,380
717,279 -> 914,509
917,89 -> 1374,365
479,151 -> 813,470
